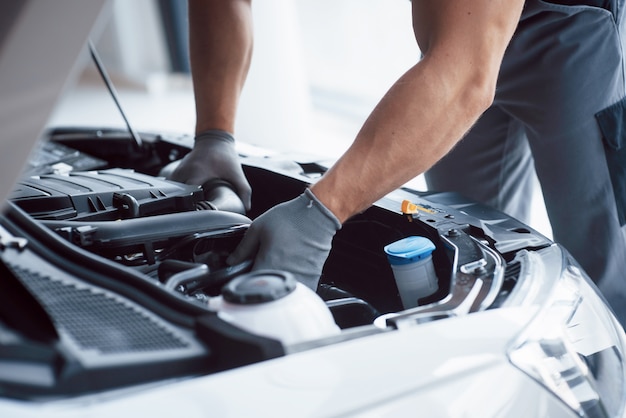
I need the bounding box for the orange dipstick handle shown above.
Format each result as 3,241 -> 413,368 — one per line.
401,199 -> 419,215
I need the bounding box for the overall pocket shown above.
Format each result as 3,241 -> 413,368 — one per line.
540,0 -> 617,19
542,0 -> 611,9
596,96 -> 626,225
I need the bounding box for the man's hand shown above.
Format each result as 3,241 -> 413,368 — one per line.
227,189 -> 341,290
169,130 -> 252,211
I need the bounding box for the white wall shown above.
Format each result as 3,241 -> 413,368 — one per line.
72,0 -> 419,157
237,0 -> 418,157
93,0 -> 169,82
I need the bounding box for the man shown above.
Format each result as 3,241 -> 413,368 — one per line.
172,0 -> 626,325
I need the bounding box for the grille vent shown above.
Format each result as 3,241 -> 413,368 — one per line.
8,263 -> 189,354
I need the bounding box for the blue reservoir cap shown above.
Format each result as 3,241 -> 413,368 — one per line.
384,236 -> 436,265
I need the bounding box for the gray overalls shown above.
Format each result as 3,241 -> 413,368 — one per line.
425,0 -> 626,325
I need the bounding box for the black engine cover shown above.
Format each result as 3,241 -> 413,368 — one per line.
10,168 -> 204,221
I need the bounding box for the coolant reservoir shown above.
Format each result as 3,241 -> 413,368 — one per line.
211,270 -> 340,345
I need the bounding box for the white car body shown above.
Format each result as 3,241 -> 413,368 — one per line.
0,1 -> 625,418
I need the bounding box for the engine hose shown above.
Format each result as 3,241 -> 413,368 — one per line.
197,179 -> 246,215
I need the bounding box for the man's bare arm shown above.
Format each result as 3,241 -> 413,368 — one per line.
188,0 -> 253,135
170,0 -> 253,209
311,0 -> 525,223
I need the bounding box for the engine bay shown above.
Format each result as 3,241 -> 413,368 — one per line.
0,127 -> 553,397
10,126 -> 556,322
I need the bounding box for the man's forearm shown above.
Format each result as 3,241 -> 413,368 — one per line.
311,0 -> 524,223
188,0 -> 253,135
311,61 -> 489,223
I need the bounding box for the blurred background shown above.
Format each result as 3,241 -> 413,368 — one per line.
51,0 -> 416,156
49,0 -> 551,237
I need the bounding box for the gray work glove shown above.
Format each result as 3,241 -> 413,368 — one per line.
170,129 -> 252,211
227,188 -> 341,290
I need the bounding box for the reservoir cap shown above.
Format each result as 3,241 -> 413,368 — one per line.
384,236 -> 436,265
222,270 -> 297,304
